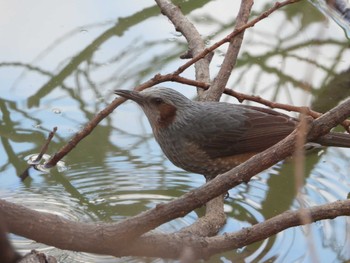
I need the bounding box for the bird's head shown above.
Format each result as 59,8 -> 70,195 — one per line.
115,87 -> 193,130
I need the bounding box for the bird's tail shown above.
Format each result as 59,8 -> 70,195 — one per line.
315,132 -> 350,148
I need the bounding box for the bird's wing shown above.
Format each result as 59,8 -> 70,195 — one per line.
186,104 -> 297,159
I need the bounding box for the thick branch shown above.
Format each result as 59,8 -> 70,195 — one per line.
178,194 -> 226,237
1,198 -> 349,259
44,0 -> 301,169
4,98 -> 350,255
116,199 -> 350,258
206,0 -> 253,101
155,0 -> 210,88
155,0 -> 225,235
0,214 -> 21,263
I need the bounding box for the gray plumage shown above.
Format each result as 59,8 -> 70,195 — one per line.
115,87 -> 350,178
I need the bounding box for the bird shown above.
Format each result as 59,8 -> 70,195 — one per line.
115,87 -> 350,179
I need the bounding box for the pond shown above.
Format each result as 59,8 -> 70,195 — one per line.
1,0 -> 350,262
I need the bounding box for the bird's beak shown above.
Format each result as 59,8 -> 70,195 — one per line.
114,90 -> 145,105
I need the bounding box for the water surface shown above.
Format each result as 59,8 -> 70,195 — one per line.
1,1 -> 350,262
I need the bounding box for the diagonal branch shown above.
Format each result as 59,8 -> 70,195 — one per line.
173,0 -> 302,76
73,97 -> 350,248
116,199 -> 350,259
1,195 -> 350,259
155,0 -> 210,88
44,0 -> 301,168
155,0 -> 225,237
205,0 -> 253,101
20,127 -> 58,180
4,97 -> 350,255
45,97 -> 126,167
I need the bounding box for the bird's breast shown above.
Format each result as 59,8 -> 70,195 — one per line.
154,132 -> 253,178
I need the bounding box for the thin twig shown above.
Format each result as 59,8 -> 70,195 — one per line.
224,88 -> 350,131
20,127 -> 58,181
34,127 -> 57,162
173,0 -> 302,76
163,76 -> 350,130
29,97 -> 350,251
44,0 -> 301,168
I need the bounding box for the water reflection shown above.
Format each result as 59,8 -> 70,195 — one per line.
65,150 -> 202,223
1,0 -> 350,262
2,187 -> 97,261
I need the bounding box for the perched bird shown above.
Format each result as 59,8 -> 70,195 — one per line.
115,87 -> 350,179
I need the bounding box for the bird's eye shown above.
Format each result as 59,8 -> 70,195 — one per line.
151,97 -> 164,105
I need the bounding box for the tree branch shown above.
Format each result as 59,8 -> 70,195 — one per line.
155,0 -> 225,237
174,0 -> 301,76
1,198 -> 349,259
155,0 -> 211,90
44,0 -> 302,168
116,199 -> 350,259
205,0 -> 253,101
3,97 -> 350,257
20,127 -> 58,180
178,194 -> 226,237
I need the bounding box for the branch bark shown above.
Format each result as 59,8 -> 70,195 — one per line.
9,0 -> 346,260
205,0 -> 253,101
155,0 -> 210,90
155,0 -> 225,237
174,0 -> 301,76
44,0 -> 301,168
3,97 -> 350,258
116,199 -> 350,259
1,198 -> 349,259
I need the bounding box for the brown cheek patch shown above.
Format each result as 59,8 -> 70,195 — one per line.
157,104 -> 177,128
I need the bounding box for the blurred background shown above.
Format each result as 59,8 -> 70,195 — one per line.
1,0 -> 350,262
